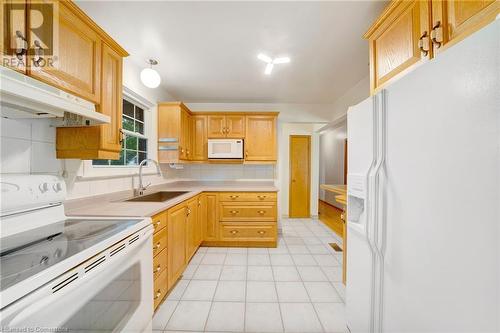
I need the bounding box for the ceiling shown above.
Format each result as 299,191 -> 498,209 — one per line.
77,1 -> 386,104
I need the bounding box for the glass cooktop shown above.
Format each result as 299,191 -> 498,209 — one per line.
0,218 -> 144,292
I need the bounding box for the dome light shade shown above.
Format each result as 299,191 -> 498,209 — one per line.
140,59 -> 161,88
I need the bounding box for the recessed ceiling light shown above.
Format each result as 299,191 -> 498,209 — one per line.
257,53 -> 290,75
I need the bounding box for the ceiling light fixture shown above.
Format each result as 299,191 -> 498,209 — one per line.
140,59 -> 161,88
257,53 -> 290,75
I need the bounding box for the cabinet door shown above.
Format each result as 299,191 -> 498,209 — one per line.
27,1 -> 101,103
366,0 -> 430,93
167,204 -> 187,287
245,116 -> 277,161
179,109 -> 190,160
201,193 -> 219,241
191,115 -> 207,161
195,196 -> 203,247
432,0 -> 498,51
225,115 -> 245,138
186,197 -> 199,261
207,115 -> 226,138
1,0 -> 27,72
99,43 -> 122,153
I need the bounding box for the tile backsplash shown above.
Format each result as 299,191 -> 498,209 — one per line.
1,117 -> 276,200
0,118 -> 62,174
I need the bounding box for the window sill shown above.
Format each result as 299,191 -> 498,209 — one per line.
77,160 -> 160,180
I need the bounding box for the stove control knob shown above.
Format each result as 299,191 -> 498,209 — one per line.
39,183 -> 49,193
53,183 -> 63,192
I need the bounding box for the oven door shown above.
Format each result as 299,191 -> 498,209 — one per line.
0,226 -> 153,333
208,139 -> 243,159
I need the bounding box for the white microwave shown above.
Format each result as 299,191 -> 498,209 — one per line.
208,139 -> 244,159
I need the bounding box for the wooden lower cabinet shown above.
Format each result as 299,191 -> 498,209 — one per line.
167,203 -> 188,288
152,191 -> 277,311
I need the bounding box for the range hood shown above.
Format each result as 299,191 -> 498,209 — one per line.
0,67 -> 109,126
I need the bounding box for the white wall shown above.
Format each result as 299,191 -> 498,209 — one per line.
330,75 -> 370,121
277,123 -> 324,218
319,123 -> 347,209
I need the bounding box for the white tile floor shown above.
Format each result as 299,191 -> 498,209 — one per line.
152,218 -> 346,333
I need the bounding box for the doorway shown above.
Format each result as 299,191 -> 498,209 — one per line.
289,135 -> 311,218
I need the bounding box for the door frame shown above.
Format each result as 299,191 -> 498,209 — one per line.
289,135 -> 311,218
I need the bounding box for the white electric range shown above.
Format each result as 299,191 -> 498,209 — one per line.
0,175 -> 154,332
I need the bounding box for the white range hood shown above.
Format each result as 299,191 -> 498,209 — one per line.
0,67 -> 109,126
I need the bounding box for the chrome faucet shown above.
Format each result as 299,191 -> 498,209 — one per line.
135,159 -> 163,196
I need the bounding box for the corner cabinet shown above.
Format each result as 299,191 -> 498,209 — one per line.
245,115 -> 277,161
365,0 -> 499,94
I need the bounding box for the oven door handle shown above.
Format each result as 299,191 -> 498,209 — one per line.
4,227 -> 153,328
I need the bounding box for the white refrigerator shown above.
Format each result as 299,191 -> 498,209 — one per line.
345,18 -> 499,333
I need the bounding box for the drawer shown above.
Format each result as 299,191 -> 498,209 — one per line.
220,203 -> 277,222
153,248 -> 167,280
152,212 -> 167,234
153,227 -> 167,257
219,192 -> 277,202
153,268 -> 168,310
220,223 -> 276,242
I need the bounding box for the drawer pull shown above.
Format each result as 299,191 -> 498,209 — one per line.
229,210 -> 239,214
154,290 -> 162,299
154,220 -> 161,227
153,242 -> 161,250
230,230 -> 239,235
258,210 -> 266,214
229,195 -> 239,199
257,230 -> 266,235
154,265 -> 161,273
257,195 -> 267,199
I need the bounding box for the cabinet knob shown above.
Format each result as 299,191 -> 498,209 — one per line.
153,242 -> 161,250
154,265 -> 161,273
33,40 -> 44,67
229,195 -> 239,199
257,195 -> 267,199
245,150 -> 249,158
229,210 -> 239,214
230,230 -> 238,234
430,21 -> 443,49
257,210 -> 266,214
154,220 -> 161,227
257,230 -> 266,235
154,290 -> 162,299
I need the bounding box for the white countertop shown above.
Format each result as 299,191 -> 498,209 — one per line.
65,180 -> 278,217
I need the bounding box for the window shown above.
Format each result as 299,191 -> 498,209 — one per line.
93,99 -> 148,166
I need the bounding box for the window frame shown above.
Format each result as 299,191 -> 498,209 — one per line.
78,86 -> 158,179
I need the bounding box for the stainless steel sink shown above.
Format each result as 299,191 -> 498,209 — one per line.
125,191 -> 189,202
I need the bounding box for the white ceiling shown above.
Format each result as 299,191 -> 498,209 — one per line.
77,1 -> 386,104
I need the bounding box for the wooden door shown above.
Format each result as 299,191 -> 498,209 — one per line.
98,43 -> 122,153
225,115 -> 245,138
289,135 -> 311,218
191,115 -> 207,161
27,1 -> 101,103
1,0 -> 27,72
179,109 -> 190,160
167,203 -> 187,287
245,115 -> 277,161
201,193 -> 218,241
365,0 -> 431,93
207,115 -> 226,138
186,197 -> 199,260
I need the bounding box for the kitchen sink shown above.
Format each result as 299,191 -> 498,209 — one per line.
125,191 -> 189,202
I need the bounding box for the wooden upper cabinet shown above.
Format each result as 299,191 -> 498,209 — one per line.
364,0 -> 431,94
431,0 -> 498,52
158,102 -> 192,163
191,115 -> 207,161
207,115 -> 245,138
180,109 -> 191,160
225,115 -> 245,138
27,1 -> 101,103
1,0 -> 27,73
245,115 -> 277,161
207,115 -> 226,138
